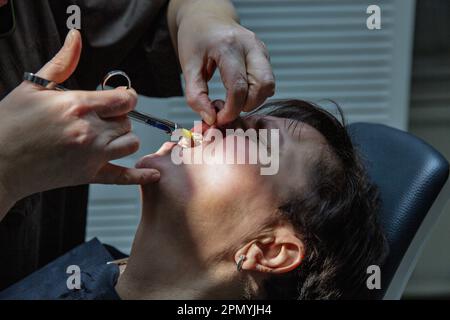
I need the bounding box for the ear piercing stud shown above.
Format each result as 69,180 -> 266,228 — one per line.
236,255 -> 246,272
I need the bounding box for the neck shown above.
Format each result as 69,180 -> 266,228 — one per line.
115,207 -> 241,300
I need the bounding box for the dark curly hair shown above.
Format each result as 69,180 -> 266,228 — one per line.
251,99 -> 389,300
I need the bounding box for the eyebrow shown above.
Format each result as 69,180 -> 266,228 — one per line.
244,116 -> 305,148
241,115 -> 301,139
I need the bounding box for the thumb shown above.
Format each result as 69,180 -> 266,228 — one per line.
36,29 -> 82,83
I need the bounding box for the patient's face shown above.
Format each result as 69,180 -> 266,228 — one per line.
136,115 -> 327,258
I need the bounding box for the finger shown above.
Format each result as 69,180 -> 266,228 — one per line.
36,29 -> 82,84
186,100 -> 221,134
212,99 -> 225,112
68,87 -> 138,118
242,45 -> 275,112
190,120 -> 211,134
104,132 -> 140,161
91,163 -> 160,185
183,58 -> 216,125
206,58 -> 217,82
216,49 -> 249,125
187,99 -> 223,134
102,116 -> 132,141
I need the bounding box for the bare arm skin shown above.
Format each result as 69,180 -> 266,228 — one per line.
167,0 -> 275,126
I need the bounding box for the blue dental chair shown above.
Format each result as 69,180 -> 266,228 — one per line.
347,123 -> 449,300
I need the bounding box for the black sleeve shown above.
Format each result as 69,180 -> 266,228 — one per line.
50,0 -> 182,97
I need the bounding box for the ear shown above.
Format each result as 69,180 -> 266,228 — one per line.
235,224 -> 304,274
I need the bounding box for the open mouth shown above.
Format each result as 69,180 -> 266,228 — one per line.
178,131 -> 204,149
135,121 -> 237,170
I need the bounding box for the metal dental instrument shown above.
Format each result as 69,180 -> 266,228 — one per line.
23,70 -> 191,138
101,70 -> 187,136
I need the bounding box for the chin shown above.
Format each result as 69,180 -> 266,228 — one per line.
141,166 -> 192,211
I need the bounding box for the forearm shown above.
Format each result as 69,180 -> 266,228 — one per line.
167,0 -> 239,52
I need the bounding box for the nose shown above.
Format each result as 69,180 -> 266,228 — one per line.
135,142 -> 177,168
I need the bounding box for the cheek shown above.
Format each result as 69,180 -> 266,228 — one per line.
184,166 -> 279,258
192,163 -> 260,198
184,159 -> 263,216
184,164 -> 270,244
200,134 -> 260,165
186,135 -> 265,209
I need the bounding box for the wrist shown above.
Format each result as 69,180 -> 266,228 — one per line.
183,3 -> 237,22
179,1 -> 237,25
172,0 -> 238,34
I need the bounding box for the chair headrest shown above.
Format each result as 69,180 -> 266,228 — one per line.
347,123 -> 449,298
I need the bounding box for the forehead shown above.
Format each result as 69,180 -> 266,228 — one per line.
244,114 -> 328,146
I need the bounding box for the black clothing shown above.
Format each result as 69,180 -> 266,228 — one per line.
0,0 -> 181,289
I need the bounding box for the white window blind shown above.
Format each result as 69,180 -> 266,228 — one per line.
87,0 -> 415,253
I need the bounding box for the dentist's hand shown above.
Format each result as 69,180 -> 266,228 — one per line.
169,0 -> 275,126
0,30 -> 159,219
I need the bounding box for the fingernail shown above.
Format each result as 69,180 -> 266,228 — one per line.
64,29 -> 77,46
200,111 -> 215,125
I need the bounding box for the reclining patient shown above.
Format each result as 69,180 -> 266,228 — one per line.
0,99 -> 388,300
